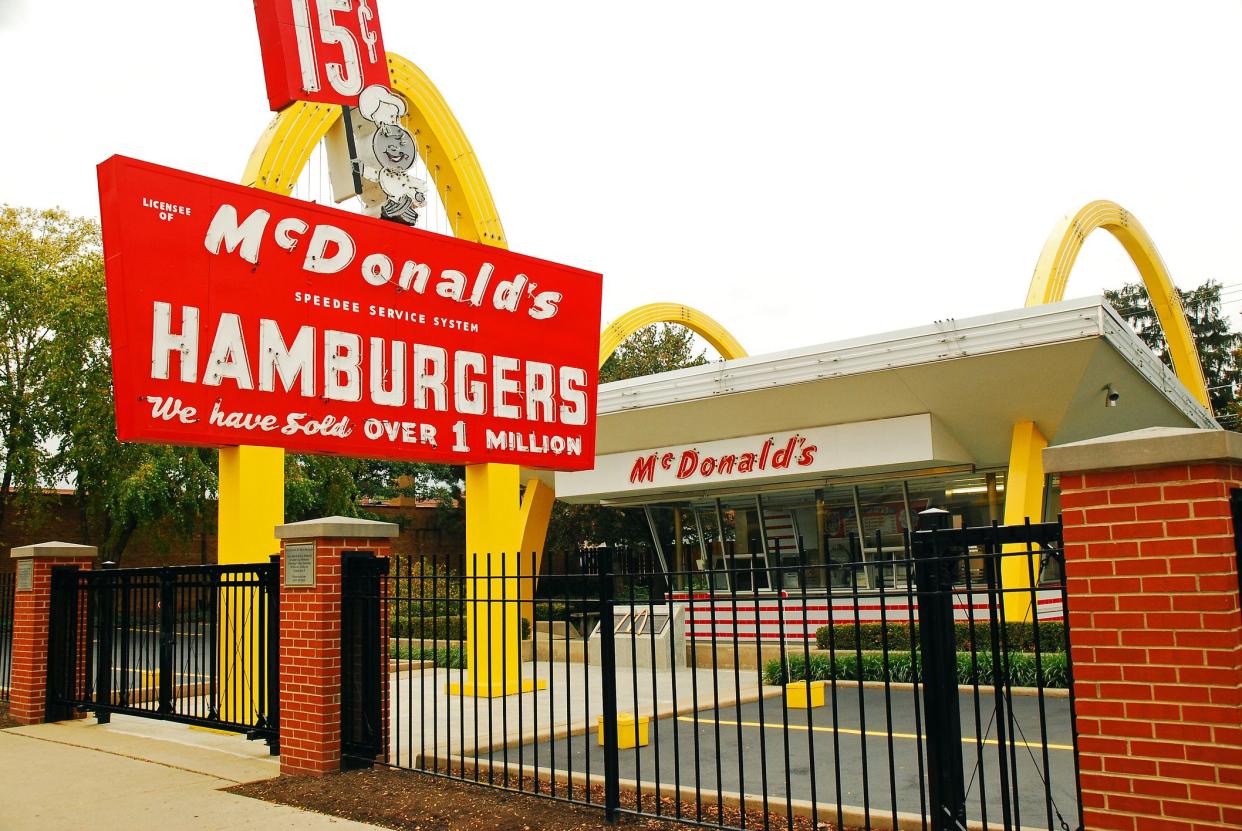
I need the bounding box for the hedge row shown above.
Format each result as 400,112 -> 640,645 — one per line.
389,616 -> 540,641
763,650 -> 1068,689
814,621 -> 1065,654
390,615 -> 466,641
390,644 -> 465,669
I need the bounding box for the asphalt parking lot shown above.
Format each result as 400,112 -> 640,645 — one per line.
493,684 -> 1079,829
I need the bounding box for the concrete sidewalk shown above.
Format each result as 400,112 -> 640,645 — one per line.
0,717 -> 381,830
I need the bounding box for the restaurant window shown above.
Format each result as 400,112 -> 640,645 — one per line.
630,466 -> 1068,595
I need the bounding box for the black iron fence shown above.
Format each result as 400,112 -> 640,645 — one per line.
45,561 -> 279,744
0,571 -> 13,702
348,518 -> 1082,831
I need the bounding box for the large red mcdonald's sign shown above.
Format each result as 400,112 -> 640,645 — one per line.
98,155 -> 602,470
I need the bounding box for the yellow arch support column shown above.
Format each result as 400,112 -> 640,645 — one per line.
516,479 -> 556,630
1008,200 -> 1215,620
1026,200 -> 1211,411
450,464 -> 547,697
1000,422 -> 1048,620
217,446 -> 285,564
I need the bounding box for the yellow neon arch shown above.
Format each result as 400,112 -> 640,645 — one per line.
243,53 -> 506,247
229,52 -> 516,573
1026,199 -> 1211,411
241,53 -> 554,696
599,303 -> 748,368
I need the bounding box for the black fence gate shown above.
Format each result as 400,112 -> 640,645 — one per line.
46,561 -> 279,745
342,553 -> 388,765
0,570 -> 13,702
372,516 -> 1081,831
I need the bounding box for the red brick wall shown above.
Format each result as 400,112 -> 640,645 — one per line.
278,536 -> 391,776
9,555 -> 96,725
1060,463 -> 1242,831
0,496 -> 458,572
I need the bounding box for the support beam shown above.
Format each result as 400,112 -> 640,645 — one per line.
516,477 -> 555,629
218,445 -> 284,565
1001,421 -> 1048,620
453,463 -> 546,697
217,445 -> 283,724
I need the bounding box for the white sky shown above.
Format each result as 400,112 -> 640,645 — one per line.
2,1 -> 1241,356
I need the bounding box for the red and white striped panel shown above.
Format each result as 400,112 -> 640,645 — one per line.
669,591 -> 1065,642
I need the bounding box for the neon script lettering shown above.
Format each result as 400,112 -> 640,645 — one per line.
203,204 -> 563,320
629,436 -> 817,484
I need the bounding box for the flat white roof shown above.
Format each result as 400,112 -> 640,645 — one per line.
549,297 -> 1216,502
598,296 -> 1213,428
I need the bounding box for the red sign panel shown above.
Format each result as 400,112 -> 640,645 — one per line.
253,0 -> 390,111
97,156 -> 602,470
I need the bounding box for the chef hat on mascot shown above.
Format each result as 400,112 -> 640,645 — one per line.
358,85 -> 407,127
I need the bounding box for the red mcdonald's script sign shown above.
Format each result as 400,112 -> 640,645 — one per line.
253,0 -> 390,111
97,155 -> 602,470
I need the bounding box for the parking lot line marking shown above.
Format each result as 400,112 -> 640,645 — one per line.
676,716 -> 1074,752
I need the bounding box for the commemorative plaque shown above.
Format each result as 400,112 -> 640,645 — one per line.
16,559 -> 33,591
284,543 -> 317,587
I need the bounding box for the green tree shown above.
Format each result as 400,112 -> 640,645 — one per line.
0,206 -> 219,561
600,322 -> 709,383
1104,279 -> 1242,425
0,207 -> 100,529
284,455 -> 458,523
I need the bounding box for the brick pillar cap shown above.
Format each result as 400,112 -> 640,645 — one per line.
1044,425 -> 1238,475
275,515 -> 399,540
11,540 -> 99,560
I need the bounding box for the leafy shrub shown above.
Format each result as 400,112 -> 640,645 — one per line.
763,649 -> 1067,689
814,621 -> 1065,654
389,615 -> 465,640
387,556 -> 464,617
390,613 -> 533,640
389,644 -> 464,669
533,601 -> 577,622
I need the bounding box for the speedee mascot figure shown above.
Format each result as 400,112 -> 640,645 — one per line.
356,84 -> 428,226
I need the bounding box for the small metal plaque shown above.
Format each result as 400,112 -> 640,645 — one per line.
284,543 -> 316,587
16,559 -> 33,591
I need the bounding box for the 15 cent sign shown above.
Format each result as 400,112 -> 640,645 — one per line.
253,0 -> 390,111
98,155 -> 602,470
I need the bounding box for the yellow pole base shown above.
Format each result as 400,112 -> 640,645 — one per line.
189,725 -> 238,736
597,713 -> 650,749
785,680 -> 827,709
445,678 -> 548,699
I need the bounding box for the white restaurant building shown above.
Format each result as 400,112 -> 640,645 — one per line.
550,297 -> 1216,641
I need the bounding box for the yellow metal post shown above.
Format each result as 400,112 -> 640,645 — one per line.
1000,421 -> 1048,621
218,445 -> 285,565
215,445 -> 284,724
516,478 -> 555,631
450,463 -> 546,697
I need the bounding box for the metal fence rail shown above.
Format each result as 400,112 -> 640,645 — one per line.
45,562 -> 279,744
351,518 -> 1081,831
0,571 -> 13,702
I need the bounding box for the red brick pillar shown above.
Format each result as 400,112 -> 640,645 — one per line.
274,516 -> 396,776
8,541 -> 98,725
1045,428 -> 1242,831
